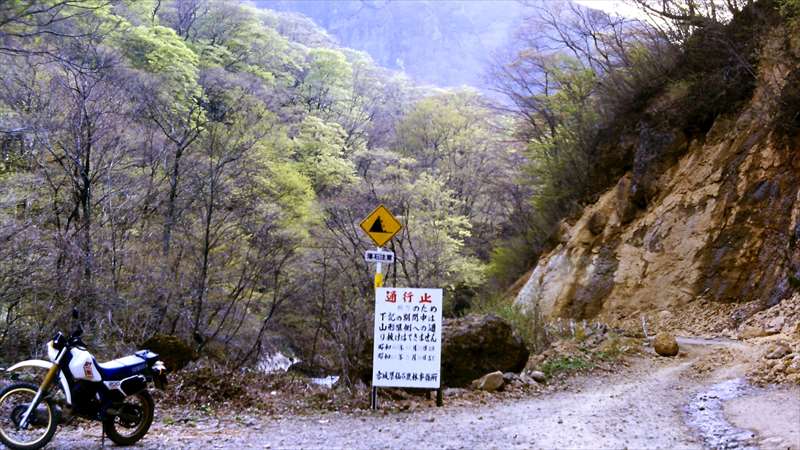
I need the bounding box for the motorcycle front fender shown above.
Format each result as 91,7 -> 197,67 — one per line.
6,359 -> 73,406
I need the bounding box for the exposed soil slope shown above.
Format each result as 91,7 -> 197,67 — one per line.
514,11 -> 800,340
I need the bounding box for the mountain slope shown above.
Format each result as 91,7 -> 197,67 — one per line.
253,0 -> 527,90
515,7 -> 800,337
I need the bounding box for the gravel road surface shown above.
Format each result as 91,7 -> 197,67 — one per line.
46,337 -> 800,449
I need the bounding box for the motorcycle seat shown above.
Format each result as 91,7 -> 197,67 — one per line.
95,355 -> 147,381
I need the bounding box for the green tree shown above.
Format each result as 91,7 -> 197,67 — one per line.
298,48 -> 353,116
290,115 -> 356,194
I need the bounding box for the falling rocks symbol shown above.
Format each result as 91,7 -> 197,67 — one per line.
370,217 -> 386,233
360,204 -> 402,247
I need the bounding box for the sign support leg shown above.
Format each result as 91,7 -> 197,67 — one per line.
436,387 -> 443,407
371,246 -> 383,410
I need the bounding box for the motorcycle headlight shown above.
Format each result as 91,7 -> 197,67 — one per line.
46,341 -> 59,362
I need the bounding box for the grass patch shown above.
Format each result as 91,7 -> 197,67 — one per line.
789,274 -> 800,290
540,355 -> 593,378
470,295 -> 549,353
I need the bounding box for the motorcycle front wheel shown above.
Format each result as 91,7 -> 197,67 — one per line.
103,390 -> 154,446
0,382 -> 58,450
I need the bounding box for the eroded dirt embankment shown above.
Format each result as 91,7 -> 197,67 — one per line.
47,337 -> 800,449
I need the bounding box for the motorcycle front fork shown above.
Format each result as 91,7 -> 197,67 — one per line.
19,358 -> 61,429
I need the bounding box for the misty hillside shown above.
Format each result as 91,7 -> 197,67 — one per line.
253,0 -> 529,90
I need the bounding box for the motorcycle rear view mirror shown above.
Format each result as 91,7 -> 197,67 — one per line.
71,308 -> 83,337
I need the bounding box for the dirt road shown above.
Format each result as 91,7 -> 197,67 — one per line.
49,337 -> 800,449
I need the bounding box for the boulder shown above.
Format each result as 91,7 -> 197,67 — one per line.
472,371 -> 504,392
442,314 -> 530,387
443,388 -> 468,397
765,343 -> 791,360
786,356 -> 800,374
502,372 -> 520,383
528,370 -> 547,383
140,335 -> 198,372
764,316 -> 785,334
653,332 -> 679,357
519,373 -> 537,386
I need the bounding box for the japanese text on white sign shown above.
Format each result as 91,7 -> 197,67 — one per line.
372,287 -> 443,388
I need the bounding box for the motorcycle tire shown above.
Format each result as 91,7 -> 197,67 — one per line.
102,390 -> 154,446
0,382 -> 58,450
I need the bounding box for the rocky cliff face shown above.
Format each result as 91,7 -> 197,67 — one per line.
515,19 -> 800,336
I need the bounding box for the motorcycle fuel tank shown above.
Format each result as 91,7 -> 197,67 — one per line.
68,348 -> 102,382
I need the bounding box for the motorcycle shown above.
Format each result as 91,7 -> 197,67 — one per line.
0,310 -> 167,449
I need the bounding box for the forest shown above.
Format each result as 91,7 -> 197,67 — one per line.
1,0 -> 790,384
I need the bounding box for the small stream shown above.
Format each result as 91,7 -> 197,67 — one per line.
685,378 -> 758,449
258,352 -> 339,388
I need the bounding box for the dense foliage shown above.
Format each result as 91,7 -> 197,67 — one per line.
0,0 -> 526,380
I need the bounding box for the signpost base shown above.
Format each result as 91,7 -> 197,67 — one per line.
370,386 -> 378,410
436,388 -> 443,407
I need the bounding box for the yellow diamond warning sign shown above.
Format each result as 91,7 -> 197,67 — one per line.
360,204 -> 402,247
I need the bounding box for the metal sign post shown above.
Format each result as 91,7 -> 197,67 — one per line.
373,247 -> 384,288
369,246 -> 382,410
359,205 -> 403,411
369,246 -> 390,410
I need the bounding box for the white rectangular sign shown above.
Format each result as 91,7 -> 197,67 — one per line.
372,287 -> 442,388
365,250 -> 395,264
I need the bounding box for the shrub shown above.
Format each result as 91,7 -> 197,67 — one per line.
470,295 -> 549,354
540,355 -> 592,378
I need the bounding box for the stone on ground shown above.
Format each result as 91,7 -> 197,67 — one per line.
472,371 -> 504,392
528,370 -> 546,383
653,332 -> 679,357
739,325 -> 774,339
502,372 -> 520,383
765,343 -> 791,360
